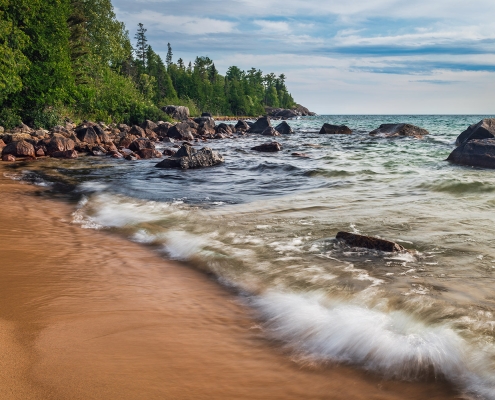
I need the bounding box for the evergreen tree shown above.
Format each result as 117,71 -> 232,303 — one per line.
166,42 -> 173,67
134,23 -> 148,68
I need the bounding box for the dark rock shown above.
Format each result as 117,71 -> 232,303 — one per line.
319,123 -> 352,135
167,123 -> 194,140
2,140 -> 35,158
155,146 -> 224,169
216,123 -> 232,135
130,125 -> 146,138
2,154 -> 15,162
447,138 -> 495,169
369,124 -> 429,138
154,122 -> 173,138
248,116 -> 271,134
275,109 -> 299,119
118,123 -> 130,132
455,119 -> 495,146
119,134 -> 137,149
175,144 -> 196,158
141,120 -> 158,131
89,145 -> 107,156
251,142 -> 282,152
129,138 -> 155,152
76,126 -> 100,144
291,152 -> 308,157
275,121 -> 294,135
161,137 -> 175,143
52,150 -> 78,159
235,120 -> 250,132
163,148 -> 177,156
336,231 -> 405,252
294,104 -> 316,116
162,105 -> 190,121
125,154 -> 139,161
194,117 -> 216,136
262,127 -> 280,136
46,135 -> 75,156
201,112 -> 212,118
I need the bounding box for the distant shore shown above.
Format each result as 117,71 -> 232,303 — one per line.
0,167 -> 456,399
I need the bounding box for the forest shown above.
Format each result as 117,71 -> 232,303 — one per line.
0,0 -> 296,129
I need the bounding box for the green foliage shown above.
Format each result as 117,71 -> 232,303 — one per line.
29,106 -> 65,129
0,108 -> 21,129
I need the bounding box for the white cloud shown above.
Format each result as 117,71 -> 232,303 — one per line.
253,20 -> 291,33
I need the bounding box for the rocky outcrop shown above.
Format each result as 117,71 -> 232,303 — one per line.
194,117 -> 216,136
162,105 -> 190,121
336,231 -> 405,252
447,139 -> 495,169
455,119 -> 495,146
155,145 -> 224,169
2,140 -> 35,158
248,116 -> 271,134
294,104 -> 316,116
167,123 -> 194,140
319,123 -> 352,135
215,123 -> 233,135
128,138 -> 155,153
275,121 -> 293,135
369,124 -> 429,138
251,141 -> 282,152
235,120 -> 250,132
129,125 -> 146,138
266,104 -> 316,117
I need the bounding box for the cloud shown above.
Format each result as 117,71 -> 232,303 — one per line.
253,20 -> 291,33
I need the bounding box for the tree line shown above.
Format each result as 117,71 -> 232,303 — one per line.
0,0 -> 296,129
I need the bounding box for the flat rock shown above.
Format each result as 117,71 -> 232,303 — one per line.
455,119 -> 495,146
336,231 -> 405,252
155,146 -> 224,169
369,124 -> 429,138
319,123 -> 352,135
447,138 -> 495,169
251,142 -> 282,152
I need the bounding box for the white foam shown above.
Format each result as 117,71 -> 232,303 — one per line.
252,290 -> 495,399
162,230 -> 206,260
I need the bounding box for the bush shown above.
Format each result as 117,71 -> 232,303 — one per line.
29,106 -> 64,129
0,108 -> 22,129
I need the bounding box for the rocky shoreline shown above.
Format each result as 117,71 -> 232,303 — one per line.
1,105 -> 494,170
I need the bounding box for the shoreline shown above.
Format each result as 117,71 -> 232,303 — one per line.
0,166 -> 458,399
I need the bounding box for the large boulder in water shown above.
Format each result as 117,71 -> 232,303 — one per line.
155,146 -> 224,169
447,139 -> 495,169
336,231 -> 405,252
162,105 -> 190,121
455,119 -> 495,146
262,127 -> 280,136
248,116 -> 271,134
275,121 -> 294,135
235,120 -> 250,132
319,123 -> 352,135
167,122 -> 194,140
369,124 -> 429,138
251,141 -> 282,152
128,138 -> 155,152
2,140 -> 35,158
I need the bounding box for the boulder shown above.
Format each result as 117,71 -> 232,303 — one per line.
52,150 -> 78,159
92,124 -> 111,143
369,124 -> 429,138
216,123 -> 232,135
89,145 -> 107,156
128,138 -> 155,153
163,148 -> 177,157
167,123 -> 194,140
2,140 -> 35,158
262,127 -> 280,136
155,146 -> 224,169
141,120 -> 158,131
162,105 -> 190,121
154,122 -> 173,138
248,116 -> 271,134
35,147 -> 45,157
294,104 -> 316,116
336,231 -> 405,252
10,133 -> 34,143
319,123 -> 352,135
130,125 -> 146,138
137,148 -> 162,159
235,120 -> 250,132
0,139 -> 5,151
201,112 -> 212,118
455,119 -> 495,146
76,126 -> 100,144
118,123 -> 130,132
119,134 -> 137,149
275,121 -> 294,135
447,138 -> 495,169
46,135 -> 75,156
274,109 -> 299,119
251,142 -> 282,152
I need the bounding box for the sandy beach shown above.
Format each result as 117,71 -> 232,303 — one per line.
0,164 -> 458,399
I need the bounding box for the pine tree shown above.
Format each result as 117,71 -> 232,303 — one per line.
166,42 -> 173,67
134,23 -> 148,68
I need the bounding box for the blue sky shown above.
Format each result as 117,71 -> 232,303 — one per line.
113,0 -> 495,114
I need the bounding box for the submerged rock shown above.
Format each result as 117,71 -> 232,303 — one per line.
155,146 -> 224,169
369,124 -> 429,138
455,118 -> 495,146
319,123 -> 352,135
447,138 -> 495,169
336,231 -> 405,252
251,142 -> 282,152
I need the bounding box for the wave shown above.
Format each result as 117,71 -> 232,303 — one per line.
418,180 -> 495,195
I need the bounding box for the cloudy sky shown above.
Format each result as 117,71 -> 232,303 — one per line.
113,0 -> 495,114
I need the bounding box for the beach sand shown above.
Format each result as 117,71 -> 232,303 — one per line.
0,164 -> 458,399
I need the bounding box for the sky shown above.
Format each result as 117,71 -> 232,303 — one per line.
112,0 -> 495,114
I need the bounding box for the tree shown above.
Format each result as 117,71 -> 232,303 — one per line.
134,23 -> 148,68
166,42 -> 173,67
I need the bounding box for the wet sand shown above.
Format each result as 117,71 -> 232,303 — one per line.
0,165 -> 459,399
